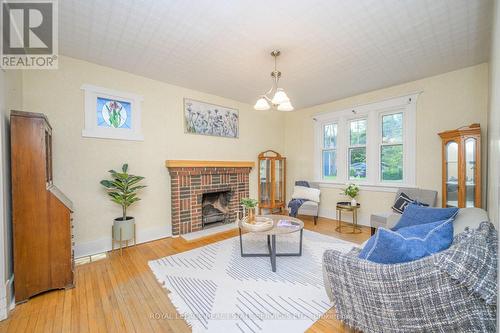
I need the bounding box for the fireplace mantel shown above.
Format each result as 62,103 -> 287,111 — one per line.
165,160 -> 255,168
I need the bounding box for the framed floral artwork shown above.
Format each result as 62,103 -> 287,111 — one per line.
184,98 -> 239,138
81,84 -> 144,141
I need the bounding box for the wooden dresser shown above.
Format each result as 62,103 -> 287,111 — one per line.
10,111 -> 74,303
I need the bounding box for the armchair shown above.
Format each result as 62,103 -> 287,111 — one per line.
288,182 -> 320,225
323,208 -> 496,332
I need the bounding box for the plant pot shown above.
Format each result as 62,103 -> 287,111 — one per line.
113,217 -> 135,241
351,198 -> 357,206
247,208 -> 256,224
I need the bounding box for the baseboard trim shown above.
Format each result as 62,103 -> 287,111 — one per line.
74,225 -> 171,258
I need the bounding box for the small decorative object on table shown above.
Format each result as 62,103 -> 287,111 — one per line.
240,198 -> 258,223
277,219 -> 301,229
100,163 -> 147,255
341,183 -> 360,206
241,216 -> 274,232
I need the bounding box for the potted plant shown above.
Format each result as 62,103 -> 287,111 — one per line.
240,198 -> 258,223
341,183 -> 360,206
100,164 -> 146,243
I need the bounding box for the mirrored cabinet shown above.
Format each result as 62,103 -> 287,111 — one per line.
439,124 -> 481,208
258,150 -> 286,214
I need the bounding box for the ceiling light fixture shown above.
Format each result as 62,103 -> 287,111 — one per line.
254,50 -> 294,111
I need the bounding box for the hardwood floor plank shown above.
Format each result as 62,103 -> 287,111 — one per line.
0,216 -> 370,333
61,284 -> 73,332
93,261 -> 123,332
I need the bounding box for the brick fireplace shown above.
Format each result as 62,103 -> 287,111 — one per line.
166,160 -> 254,235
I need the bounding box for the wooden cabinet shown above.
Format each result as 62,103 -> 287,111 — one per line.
258,150 -> 286,214
11,110 -> 74,303
438,124 -> 481,208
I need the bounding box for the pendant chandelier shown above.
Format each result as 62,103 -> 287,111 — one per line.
254,50 -> 294,111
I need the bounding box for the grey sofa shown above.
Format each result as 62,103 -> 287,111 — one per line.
323,208 -> 497,332
370,187 -> 438,234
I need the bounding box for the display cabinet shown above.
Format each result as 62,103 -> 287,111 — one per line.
438,124 -> 481,208
258,150 -> 286,214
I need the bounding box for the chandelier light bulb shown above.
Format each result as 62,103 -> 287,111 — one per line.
254,97 -> 270,110
271,88 -> 290,105
277,101 -> 294,111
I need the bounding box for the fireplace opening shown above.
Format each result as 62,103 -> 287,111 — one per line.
202,190 -> 232,228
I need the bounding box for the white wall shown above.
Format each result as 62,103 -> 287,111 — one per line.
0,69 -> 22,319
285,64 -> 490,226
22,56 -> 285,258
488,0 -> 500,227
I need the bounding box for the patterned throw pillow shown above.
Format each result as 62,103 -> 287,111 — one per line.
392,192 -> 413,213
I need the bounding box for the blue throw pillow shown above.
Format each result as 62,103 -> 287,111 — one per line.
359,218 -> 454,264
393,203 -> 458,230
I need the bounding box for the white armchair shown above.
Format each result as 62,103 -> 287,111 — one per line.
288,182 -> 321,225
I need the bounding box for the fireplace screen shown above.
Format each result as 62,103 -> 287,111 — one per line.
202,191 -> 232,228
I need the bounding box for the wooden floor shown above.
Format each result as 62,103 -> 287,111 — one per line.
0,216 -> 370,333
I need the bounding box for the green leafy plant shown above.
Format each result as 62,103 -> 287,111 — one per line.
100,164 -> 146,221
341,183 -> 360,199
240,198 -> 258,209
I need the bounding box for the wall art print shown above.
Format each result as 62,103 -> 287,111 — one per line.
81,84 -> 144,141
184,98 -> 239,138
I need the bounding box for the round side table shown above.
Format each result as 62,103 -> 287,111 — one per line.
335,202 -> 361,234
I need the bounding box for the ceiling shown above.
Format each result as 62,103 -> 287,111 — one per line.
59,0 -> 493,109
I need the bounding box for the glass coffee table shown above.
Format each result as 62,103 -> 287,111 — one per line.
238,215 -> 304,272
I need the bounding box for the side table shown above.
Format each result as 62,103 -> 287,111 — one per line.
335,202 -> 361,234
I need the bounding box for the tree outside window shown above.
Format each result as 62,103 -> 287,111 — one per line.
381,113 -> 403,181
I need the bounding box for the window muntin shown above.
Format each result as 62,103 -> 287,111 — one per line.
322,123 -> 337,179
380,112 -> 403,182
350,119 -> 367,146
349,119 -> 367,180
382,113 -> 403,144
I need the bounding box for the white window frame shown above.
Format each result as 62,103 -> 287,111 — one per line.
347,117 -> 368,182
379,110 -> 405,184
321,123 -> 338,180
313,93 -> 418,190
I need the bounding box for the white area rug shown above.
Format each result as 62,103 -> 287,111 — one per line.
149,230 -> 356,333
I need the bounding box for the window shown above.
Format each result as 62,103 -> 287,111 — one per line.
322,123 -> 337,180
380,113 -> 403,182
314,94 -> 417,188
348,119 -> 367,180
